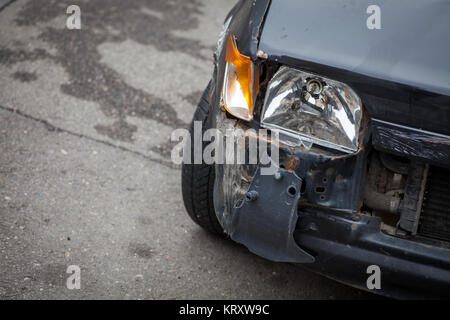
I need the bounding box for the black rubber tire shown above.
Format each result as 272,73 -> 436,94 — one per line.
181,83 -> 224,236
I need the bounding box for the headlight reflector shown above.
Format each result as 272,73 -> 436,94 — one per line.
261,66 -> 362,153
221,35 -> 259,121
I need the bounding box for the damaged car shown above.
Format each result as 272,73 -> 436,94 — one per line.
181,0 -> 450,298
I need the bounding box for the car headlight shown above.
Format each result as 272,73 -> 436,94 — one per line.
261,66 -> 362,153
221,35 -> 259,121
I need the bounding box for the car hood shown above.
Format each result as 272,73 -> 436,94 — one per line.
259,0 -> 450,96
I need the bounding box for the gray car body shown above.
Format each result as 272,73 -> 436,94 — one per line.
260,0 -> 450,97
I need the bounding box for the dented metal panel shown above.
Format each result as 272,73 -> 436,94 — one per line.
224,0 -> 271,60
230,164 -> 314,263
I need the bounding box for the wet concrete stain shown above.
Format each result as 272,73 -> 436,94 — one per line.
11,0 -> 206,143
150,140 -> 179,159
0,48 -> 51,65
94,119 -> 137,143
128,242 -> 155,259
11,71 -> 38,82
150,89 -> 206,159
149,88 -> 205,157
137,215 -> 153,226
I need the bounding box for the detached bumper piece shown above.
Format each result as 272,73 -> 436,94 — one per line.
230,165 -> 314,263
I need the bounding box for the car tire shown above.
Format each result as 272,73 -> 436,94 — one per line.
181,82 -> 225,236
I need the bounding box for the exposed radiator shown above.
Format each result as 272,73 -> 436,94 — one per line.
418,165 -> 450,242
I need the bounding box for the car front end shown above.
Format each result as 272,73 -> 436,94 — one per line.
182,0 -> 450,299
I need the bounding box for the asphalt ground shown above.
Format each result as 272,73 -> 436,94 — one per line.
0,0 -> 375,299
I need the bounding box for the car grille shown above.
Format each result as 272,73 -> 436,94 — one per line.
418,165 -> 450,242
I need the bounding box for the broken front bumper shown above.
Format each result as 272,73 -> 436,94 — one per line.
296,207 -> 450,299
210,105 -> 450,299
221,163 -> 314,264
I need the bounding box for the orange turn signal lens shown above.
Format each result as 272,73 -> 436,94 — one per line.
222,35 -> 259,121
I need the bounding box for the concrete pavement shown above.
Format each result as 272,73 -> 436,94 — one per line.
0,0 -> 375,299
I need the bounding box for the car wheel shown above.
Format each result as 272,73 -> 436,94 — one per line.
181,82 -> 225,236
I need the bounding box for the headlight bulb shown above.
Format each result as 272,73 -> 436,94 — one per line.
306,78 -> 323,96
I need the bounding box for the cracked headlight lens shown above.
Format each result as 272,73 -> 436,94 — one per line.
261,66 -> 362,153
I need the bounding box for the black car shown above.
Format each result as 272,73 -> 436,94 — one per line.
181,0 -> 450,299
